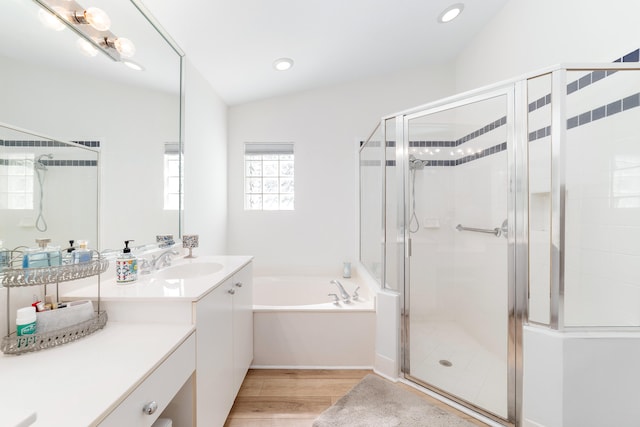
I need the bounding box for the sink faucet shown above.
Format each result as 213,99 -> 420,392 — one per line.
330,280 -> 350,302
151,249 -> 179,270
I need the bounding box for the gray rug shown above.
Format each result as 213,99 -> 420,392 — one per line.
313,374 -> 478,427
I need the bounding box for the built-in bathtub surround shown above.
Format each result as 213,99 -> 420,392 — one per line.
252,275 -> 375,368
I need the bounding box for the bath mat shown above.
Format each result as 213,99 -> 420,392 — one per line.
313,374 -> 478,427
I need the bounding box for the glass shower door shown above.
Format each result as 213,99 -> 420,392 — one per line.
404,92 -> 513,421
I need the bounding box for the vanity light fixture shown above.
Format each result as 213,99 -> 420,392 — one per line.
437,3 -> 464,23
76,38 -> 98,57
273,57 -> 294,71
33,0 -> 138,65
71,6 -> 111,31
37,7 -> 66,31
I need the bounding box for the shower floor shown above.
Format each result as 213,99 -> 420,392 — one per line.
408,319 -> 508,419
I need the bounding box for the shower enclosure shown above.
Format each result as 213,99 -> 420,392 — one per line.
360,62 -> 640,426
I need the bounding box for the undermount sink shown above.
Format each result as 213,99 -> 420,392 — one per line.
154,262 -> 224,280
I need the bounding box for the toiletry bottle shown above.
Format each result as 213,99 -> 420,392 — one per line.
16,306 -> 37,336
343,262 -> 352,278
116,240 -> 138,284
72,240 -> 92,264
22,238 -> 62,268
0,240 -> 9,271
62,240 -> 76,265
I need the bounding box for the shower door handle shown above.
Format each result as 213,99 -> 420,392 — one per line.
456,219 -> 508,238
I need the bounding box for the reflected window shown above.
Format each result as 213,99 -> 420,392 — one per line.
244,142 -> 294,211
0,153 -> 34,210
612,155 -> 640,208
164,143 -> 182,210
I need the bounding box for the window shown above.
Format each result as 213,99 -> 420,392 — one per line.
244,142 -> 294,210
164,143 -> 182,210
0,153 -> 34,210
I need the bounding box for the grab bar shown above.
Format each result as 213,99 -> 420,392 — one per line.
456,219 -> 508,238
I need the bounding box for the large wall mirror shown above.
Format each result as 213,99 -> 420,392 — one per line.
0,0 -> 183,253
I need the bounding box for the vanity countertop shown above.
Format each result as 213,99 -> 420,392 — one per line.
0,322 -> 194,426
63,255 -> 253,302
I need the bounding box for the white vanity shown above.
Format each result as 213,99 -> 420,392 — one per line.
1,255 -> 253,426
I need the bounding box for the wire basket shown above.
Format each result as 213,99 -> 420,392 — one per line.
1,258 -> 109,287
1,310 -> 108,355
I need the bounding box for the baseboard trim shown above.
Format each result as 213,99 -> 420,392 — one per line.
250,364 -> 374,370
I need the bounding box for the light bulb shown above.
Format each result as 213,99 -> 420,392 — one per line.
114,37 -> 135,58
76,38 -> 98,57
84,7 -> 110,31
38,7 -> 66,31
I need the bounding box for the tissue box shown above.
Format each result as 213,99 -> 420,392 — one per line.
36,300 -> 95,333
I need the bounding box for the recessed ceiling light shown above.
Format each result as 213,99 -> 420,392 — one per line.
273,57 -> 294,71
438,3 -> 464,23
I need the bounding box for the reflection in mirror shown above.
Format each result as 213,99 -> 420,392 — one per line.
359,123 -> 384,284
0,123 -> 98,258
0,0 -> 183,252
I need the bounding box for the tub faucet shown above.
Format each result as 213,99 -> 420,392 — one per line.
151,249 -> 179,270
330,280 -> 350,302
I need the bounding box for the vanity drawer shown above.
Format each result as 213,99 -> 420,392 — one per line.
100,332 -> 195,426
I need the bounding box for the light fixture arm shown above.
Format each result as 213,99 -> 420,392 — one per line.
32,0 -> 135,64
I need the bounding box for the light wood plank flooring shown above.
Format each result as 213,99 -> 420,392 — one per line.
224,369 -> 489,426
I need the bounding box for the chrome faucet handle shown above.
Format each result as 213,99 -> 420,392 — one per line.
328,293 -> 340,305
138,258 -> 152,275
352,286 -> 360,300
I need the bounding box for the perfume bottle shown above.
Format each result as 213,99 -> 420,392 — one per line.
22,238 -> 61,268
72,240 -> 92,264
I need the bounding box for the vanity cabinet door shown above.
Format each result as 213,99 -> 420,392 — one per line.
195,278 -> 234,427
100,332 -> 195,427
232,262 -> 254,391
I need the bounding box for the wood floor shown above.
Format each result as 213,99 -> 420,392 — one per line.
224,369 -> 489,426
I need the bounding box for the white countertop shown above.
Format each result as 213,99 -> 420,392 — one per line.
0,322 -> 195,427
63,255 -> 253,302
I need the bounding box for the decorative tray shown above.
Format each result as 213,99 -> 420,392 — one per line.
1,311 -> 108,355
1,258 -> 109,287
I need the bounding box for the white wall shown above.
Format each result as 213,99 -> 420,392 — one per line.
228,63 -> 455,275
455,0 -> 640,92
183,59 -> 229,255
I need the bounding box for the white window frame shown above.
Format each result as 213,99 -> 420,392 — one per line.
244,142 -> 294,211
163,143 -> 182,210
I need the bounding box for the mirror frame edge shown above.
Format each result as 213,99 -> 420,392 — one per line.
129,0 -> 187,241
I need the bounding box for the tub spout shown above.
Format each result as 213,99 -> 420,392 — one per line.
330,280 -> 350,302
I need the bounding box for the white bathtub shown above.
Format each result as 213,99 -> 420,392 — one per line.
252,276 -> 376,368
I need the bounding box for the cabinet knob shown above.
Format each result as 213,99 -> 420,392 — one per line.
235,282 -> 243,288
143,401 -> 158,415
228,289 -> 236,295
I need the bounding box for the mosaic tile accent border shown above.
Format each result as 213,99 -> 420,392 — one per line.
528,48 -> 639,113
529,91 -> 640,141
0,158 -> 97,167
384,142 -> 507,168
0,140 -> 100,148
0,140 -> 99,167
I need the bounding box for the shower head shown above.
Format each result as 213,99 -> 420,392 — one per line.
35,153 -> 53,170
409,155 -> 427,170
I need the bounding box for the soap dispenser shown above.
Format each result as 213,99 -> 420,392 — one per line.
116,240 -> 138,284
62,240 -> 76,265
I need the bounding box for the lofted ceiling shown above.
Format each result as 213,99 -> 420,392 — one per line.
142,0 -> 509,105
